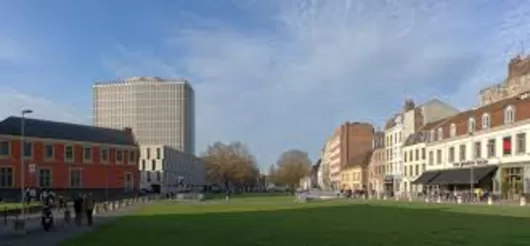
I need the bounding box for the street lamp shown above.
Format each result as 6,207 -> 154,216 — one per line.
18,109 -> 33,231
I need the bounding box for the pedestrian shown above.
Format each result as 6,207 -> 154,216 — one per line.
84,193 -> 95,226
73,194 -> 83,226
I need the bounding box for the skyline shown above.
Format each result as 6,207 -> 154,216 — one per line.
1,0 -> 530,168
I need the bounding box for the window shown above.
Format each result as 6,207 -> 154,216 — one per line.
422,163 -> 426,172
38,168 -> 52,188
156,148 -> 161,159
450,123 -> 456,137
430,130 -> 435,142
69,169 -> 82,188
65,145 -> 74,161
482,113 -> 490,130
151,160 -> 156,170
83,147 -> 92,161
116,150 -> 123,163
23,141 -> 32,158
437,128 -> 443,141
404,152 -> 408,162
147,171 -> 151,182
101,148 -> 109,163
448,147 -> 455,163
422,148 -> 426,160
487,139 -> 496,158
44,144 -> 54,160
146,148 -> 151,159
156,172 -> 161,182
0,140 -> 10,156
516,133 -> 526,154
504,106 -> 515,124
468,118 -> 476,133
503,136 -> 512,156
129,150 -> 136,163
474,142 -> 481,159
0,167 -> 13,188
415,149 -> 419,161
436,149 -> 442,164
141,160 -> 146,170
415,164 -> 419,176
428,151 -> 434,165
459,144 -> 466,161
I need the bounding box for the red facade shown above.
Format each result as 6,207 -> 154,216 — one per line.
0,136 -> 140,190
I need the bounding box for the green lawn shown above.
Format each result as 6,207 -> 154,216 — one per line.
62,196 -> 530,246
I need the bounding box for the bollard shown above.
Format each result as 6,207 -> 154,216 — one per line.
383,195 -> 387,200
395,195 -> 400,201
487,196 -> 493,206
457,196 -> 462,204
520,196 -> 526,206
436,196 -> 441,203
425,197 -> 430,203
408,195 -> 412,202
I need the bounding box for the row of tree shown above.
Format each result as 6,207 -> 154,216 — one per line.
201,141 -> 312,193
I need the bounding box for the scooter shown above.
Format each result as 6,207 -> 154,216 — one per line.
41,205 -> 54,231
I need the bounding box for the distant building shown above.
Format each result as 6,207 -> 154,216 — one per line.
92,77 -> 195,154
0,116 -> 139,200
480,55 -> 530,106
340,151 -> 373,191
138,145 -> 205,194
367,131 -> 385,193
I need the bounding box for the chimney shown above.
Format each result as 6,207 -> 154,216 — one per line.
404,99 -> 415,112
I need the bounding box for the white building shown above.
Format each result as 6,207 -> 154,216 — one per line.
384,99 -> 459,195
413,91 -> 530,199
402,132 -> 427,195
139,145 -> 205,194
93,77 -> 195,154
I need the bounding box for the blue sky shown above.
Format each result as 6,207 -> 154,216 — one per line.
1,0 -> 530,169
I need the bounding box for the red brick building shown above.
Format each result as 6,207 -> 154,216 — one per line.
0,116 -> 139,200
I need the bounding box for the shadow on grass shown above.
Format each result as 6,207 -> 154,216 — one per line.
62,201 -> 530,246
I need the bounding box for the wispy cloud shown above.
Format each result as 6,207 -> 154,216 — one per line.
105,0 -> 530,165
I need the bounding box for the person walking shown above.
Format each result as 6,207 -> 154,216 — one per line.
73,194 -> 83,226
84,193 -> 95,226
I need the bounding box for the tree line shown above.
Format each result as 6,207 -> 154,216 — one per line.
201,141 -> 312,193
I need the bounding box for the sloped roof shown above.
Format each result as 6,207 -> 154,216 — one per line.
0,116 -> 137,146
403,131 -> 428,147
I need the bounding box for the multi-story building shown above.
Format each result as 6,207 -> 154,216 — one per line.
368,131 -> 385,193
92,77 -> 195,154
384,99 -> 459,195
325,122 -> 374,189
0,116 -> 139,201
340,151 -> 373,190
413,90 -> 530,199
138,145 -> 205,193
402,131 -> 427,195
321,140 -> 333,190
480,55 -> 530,106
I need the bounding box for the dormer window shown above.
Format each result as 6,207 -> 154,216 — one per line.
429,130 -> 435,142
468,118 -> 476,133
482,113 -> 490,130
449,123 -> 456,137
504,105 -> 515,124
437,128 -> 443,141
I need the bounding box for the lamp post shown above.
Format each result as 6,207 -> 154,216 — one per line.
18,109 -> 33,231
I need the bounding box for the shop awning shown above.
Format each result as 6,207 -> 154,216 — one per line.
412,170 -> 441,184
427,165 -> 498,185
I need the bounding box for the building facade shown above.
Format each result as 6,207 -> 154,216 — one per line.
0,117 -> 139,201
384,99 -> 459,195
138,145 -> 205,194
340,151 -> 373,190
93,77 -> 195,154
402,132 -> 427,195
325,122 -> 374,189
368,131 -> 385,193
480,55 -> 530,106
414,91 -> 530,199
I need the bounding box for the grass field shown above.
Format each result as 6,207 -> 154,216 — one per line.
62,196 -> 530,246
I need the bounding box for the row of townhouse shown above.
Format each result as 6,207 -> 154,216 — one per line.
397,54 -> 530,199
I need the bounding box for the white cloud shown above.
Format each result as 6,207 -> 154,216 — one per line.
0,88 -> 90,124
105,0 -> 530,165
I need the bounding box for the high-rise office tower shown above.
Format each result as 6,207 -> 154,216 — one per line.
92,77 -> 195,154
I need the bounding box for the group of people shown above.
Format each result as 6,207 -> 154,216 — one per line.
73,193 -> 95,226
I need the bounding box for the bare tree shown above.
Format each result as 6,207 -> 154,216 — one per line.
274,149 -> 311,193
202,141 -> 259,193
